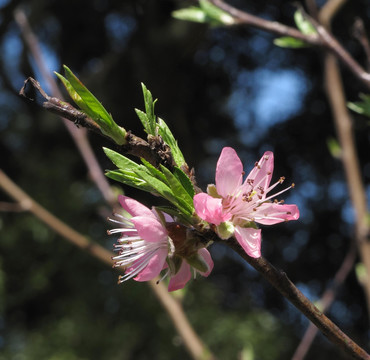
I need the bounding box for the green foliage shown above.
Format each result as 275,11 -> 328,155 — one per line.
55,65 -> 126,145
274,9 -> 316,48
104,148 -> 195,222
157,117 -> 186,167
172,0 -> 235,26
135,83 -> 157,136
348,93 -> 370,117
135,85 -> 186,167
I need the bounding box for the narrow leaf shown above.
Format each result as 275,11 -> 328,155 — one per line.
105,170 -> 154,193
134,168 -> 178,205
141,83 -> 157,135
274,37 -> 308,48
348,93 -> 370,117
173,167 -> 195,199
199,0 -> 235,25
135,108 -> 150,133
294,10 -> 317,35
140,158 -> 168,184
172,7 -> 208,23
63,65 -> 114,126
160,165 -> 194,214
61,66 -> 126,145
103,148 -> 141,172
157,117 -> 186,167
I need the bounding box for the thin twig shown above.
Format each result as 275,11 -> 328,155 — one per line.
0,169 -> 215,360
352,18 -> 370,72
207,0 -> 370,88
291,242 -> 357,360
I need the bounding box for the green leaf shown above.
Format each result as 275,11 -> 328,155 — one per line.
173,167 -> 195,199
199,0 -> 235,25
104,148 -> 157,193
160,165 -> 194,214
134,168 -> 178,205
157,117 -> 186,167
103,148 -> 141,172
56,66 -> 126,145
348,93 -> 370,117
54,73 -> 89,114
139,83 -> 157,135
140,158 -> 168,184
134,108 -> 150,133
105,169 -> 154,193
172,0 -> 234,27
273,37 -> 308,48
172,7 -> 208,23
294,10 -> 317,35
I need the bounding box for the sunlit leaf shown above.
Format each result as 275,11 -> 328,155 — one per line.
157,117 -> 186,167
294,10 -> 317,35
348,93 -> 370,117
273,37 -> 308,48
56,66 -> 126,145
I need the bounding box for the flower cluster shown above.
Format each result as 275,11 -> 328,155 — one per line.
109,147 -> 299,290
193,147 -> 299,258
108,195 -> 213,291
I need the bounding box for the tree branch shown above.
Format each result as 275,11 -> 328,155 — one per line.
207,0 -> 370,89
225,237 -> 369,360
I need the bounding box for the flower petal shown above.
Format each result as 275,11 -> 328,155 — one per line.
131,216 -> 168,242
216,147 -> 243,197
197,248 -> 214,277
253,203 -> 299,225
168,261 -> 192,292
132,248 -> 168,282
234,226 -> 261,258
118,195 -> 154,218
245,151 -> 274,193
193,193 -> 230,225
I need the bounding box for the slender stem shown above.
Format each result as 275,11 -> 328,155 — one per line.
225,238 -> 369,360
0,169 -> 214,360
292,243 -> 357,360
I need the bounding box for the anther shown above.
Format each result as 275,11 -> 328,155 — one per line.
291,183 -> 295,188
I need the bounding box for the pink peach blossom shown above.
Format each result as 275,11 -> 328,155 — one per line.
108,195 -> 213,291
194,147 -> 299,258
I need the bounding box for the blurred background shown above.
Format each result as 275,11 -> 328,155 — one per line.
0,0 -> 369,359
